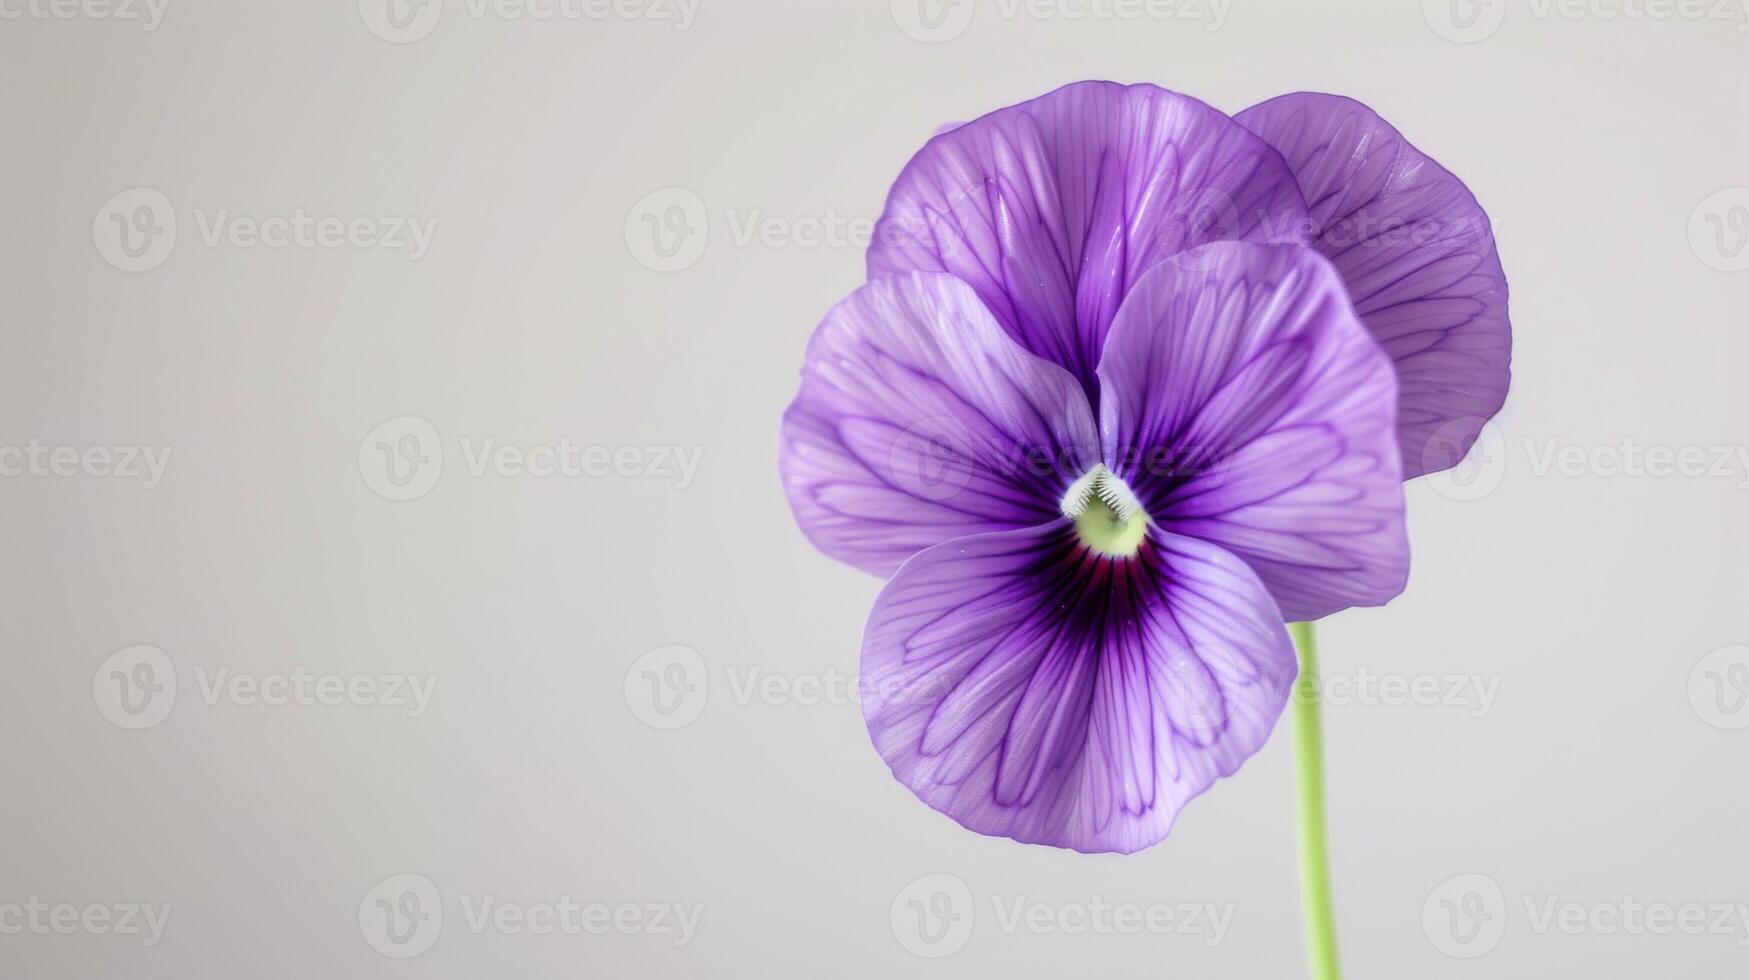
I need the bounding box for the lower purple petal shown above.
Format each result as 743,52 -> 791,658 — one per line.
860,521 -> 1296,854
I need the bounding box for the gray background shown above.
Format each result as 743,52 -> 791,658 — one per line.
4,0 -> 1747,977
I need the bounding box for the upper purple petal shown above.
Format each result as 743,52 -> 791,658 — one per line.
860,520 -> 1296,853
780,272 -> 1099,577
1096,242 -> 1409,622
868,80 -> 1311,404
1235,92 -> 1512,479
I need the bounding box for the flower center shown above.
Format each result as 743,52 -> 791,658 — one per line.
1059,465 -> 1151,558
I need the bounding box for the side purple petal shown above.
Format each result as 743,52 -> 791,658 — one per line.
1235,92 -> 1512,478
780,272 -> 1100,578
1096,242 -> 1408,622
868,80 -> 1310,401
860,521 -> 1297,854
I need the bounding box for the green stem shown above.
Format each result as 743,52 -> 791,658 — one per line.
1289,620 -> 1341,980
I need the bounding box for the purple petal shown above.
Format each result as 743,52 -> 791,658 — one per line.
1235,92 -> 1512,478
780,273 -> 1100,578
868,80 -> 1310,401
1096,242 -> 1408,622
861,521 -> 1296,853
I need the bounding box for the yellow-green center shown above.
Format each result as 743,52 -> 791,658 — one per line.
1060,465 -> 1151,558
1074,494 -> 1149,557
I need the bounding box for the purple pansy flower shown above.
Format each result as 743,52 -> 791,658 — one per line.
779,81 -> 1510,853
